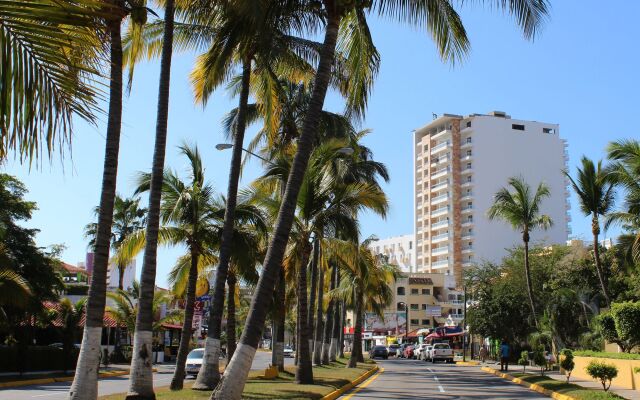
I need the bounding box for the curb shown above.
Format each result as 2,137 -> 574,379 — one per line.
321,365 -> 380,400
0,368 -> 157,389
456,361 -> 481,366
481,367 -> 577,400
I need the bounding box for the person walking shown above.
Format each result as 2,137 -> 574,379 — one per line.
479,345 -> 488,363
499,340 -> 510,371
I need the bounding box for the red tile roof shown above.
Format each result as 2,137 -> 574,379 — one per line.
21,301 -> 122,328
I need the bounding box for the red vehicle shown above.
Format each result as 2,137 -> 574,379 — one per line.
403,345 -> 415,359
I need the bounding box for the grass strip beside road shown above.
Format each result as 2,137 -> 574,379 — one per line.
100,358 -> 375,400
482,367 -> 626,400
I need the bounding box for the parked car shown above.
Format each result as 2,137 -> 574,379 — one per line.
387,344 -> 400,357
414,344 -> 429,360
185,348 -> 205,377
403,345 -> 415,359
284,345 -> 294,358
369,345 -> 389,359
397,343 -> 407,358
420,345 -> 434,361
429,343 -> 454,363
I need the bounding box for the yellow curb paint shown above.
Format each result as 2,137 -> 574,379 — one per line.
342,368 -> 384,400
480,367 -> 577,400
0,368 -> 144,389
321,366 -> 379,400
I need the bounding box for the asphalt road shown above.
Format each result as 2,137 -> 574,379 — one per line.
339,358 -> 549,399
0,351 -> 293,400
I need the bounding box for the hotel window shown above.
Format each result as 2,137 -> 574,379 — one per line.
397,287 -> 405,295
467,163 -> 472,169
467,176 -> 472,183
468,216 -> 473,222
411,288 -> 419,295
421,319 -> 430,325
466,137 -> 472,143
421,304 -> 427,310
466,150 -> 472,156
410,304 -> 419,310
424,145 -> 429,151
466,121 -> 471,128
543,128 -> 555,134
410,319 -> 419,325
422,289 -> 430,295
512,124 -> 525,131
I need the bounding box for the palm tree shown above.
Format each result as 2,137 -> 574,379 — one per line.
0,268 -> 32,322
606,139 -> 640,265
0,0 -> 102,162
117,144 -> 267,390
70,2 -> 147,398
564,157 -> 615,306
55,299 -> 86,373
331,237 -> 398,368
488,176 -> 553,328
85,195 -> 147,290
216,0 -> 549,396
125,0 -> 176,397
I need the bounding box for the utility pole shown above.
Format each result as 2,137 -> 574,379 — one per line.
463,285 -> 467,362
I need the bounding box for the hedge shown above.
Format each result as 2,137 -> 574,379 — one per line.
0,345 -> 79,373
574,350 -> 640,360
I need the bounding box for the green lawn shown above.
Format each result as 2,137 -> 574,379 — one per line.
510,372 -> 626,400
100,358 -> 375,400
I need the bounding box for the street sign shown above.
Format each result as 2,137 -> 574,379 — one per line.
426,305 -> 442,316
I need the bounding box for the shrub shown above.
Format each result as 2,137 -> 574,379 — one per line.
595,302 -> 640,353
532,345 -> 546,376
586,361 -> 618,391
518,350 -> 529,373
560,349 -> 575,383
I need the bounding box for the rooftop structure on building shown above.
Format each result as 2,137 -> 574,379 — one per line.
414,111 -> 570,286
368,234 -> 415,273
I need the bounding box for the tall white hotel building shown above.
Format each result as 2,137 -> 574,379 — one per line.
414,111 -> 571,286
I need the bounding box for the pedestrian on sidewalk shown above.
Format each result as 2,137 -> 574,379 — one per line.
499,340 -> 510,371
479,345 -> 488,363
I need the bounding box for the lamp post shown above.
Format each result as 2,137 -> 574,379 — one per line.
463,285 -> 467,362
398,301 -> 408,343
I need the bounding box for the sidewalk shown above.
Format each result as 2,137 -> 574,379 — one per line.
478,361 -> 639,400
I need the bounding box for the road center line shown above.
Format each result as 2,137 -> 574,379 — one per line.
426,367 -> 445,393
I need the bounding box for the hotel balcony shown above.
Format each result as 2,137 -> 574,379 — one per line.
461,205 -> 473,213
461,179 -> 473,188
461,165 -> 473,174
431,232 -> 449,243
431,206 -> 449,218
460,191 -> 473,201
450,313 -> 464,320
462,246 -> 474,254
431,246 -> 449,256
461,233 -> 473,241
462,262 -> 474,268
430,181 -> 449,193
461,221 -> 474,228
431,220 -> 449,230
431,156 -> 450,168
461,138 -> 472,149
432,128 -> 452,141
431,167 -> 450,180
431,193 -> 449,206
439,299 -> 463,306
431,259 -> 450,269
430,141 -> 450,156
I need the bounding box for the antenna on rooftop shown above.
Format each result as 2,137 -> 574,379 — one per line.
432,113 -> 438,120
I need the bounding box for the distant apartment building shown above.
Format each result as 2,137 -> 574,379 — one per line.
84,252 -> 136,289
368,234 -> 416,273
414,111 -> 570,286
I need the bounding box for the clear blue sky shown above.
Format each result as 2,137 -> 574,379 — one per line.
5,1 -> 639,288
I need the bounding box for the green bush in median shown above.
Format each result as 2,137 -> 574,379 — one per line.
586,360 -> 618,391
518,351 -> 529,373
532,346 -> 546,376
559,349 -> 575,383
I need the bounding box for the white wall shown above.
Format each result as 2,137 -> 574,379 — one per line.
369,234 -> 416,272
107,259 -> 136,290
470,115 -> 569,264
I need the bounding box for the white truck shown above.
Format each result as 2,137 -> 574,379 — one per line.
429,343 -> 454,363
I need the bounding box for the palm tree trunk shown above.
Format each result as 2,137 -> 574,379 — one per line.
126,2 -> 174,398
592,220 -> 611,307
523,238 -> 539,329
68,13 -> 124,400
211,13 -> 341,399
271,265 -> 285,371
295,244 -> 314,383
170,250 -> 198,390
226,272 -> 237,363
118,263 -> 125,290
194,57 -> 252,391
307,239 -> 319,354
339,300 -> 346,359
312,262 -> 324,365
321,264 -> 336,364
330,269 -> 342,362
348,292 -> 363,368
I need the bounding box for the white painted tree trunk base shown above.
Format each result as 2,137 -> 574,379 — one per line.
126,330 -> 154,399
321,343 -> 330,364
313,341 -> 322,364
329,339 -> 338,362
273,342 -> 284,369
193,337 -> 220,390
68,326 -> 102,400
213,343 -> 255,400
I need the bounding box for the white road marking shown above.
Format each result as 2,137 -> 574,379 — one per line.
426,367 -> 445,392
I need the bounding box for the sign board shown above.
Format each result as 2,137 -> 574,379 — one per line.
192,311 -> 203,330
426,305 -> 442,317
